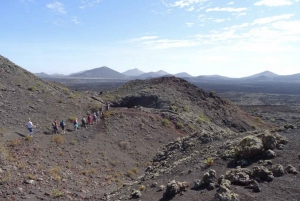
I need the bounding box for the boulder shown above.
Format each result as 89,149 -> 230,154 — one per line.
264,150 -> 276,159
262,132 -> 277,150
285,164 -> 298,174
235,136 -> 264,159
163,180 -> 188,198
269,164 -> 284,177
213,184 -> 240,201
252,166 -> 274,182
225,167 -> 251,185
202,169 -> 217,184
130,190 -> 142,199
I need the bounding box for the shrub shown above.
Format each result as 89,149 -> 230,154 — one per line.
175,122 -> 184,129
17,162 -> 27,170
52,135 -> 65,144
197,114 -> 210,123
103,111 -> 111,118
8,139 -> 21,147
49,166 -> 61,181
68,116 -> 76,123
132,167 -> 138,174
183,106 -> 190,112
52,188 -> 64,198
70,139 -> 77,145
205,157 -> 214,167
90,103 -> 101,113
26,174 -> 36,180
162,118 -> 170,127
28,86 -> 37,91
140,185 -> 146,191
25,135 -> 32,141
119,141 -> 130,150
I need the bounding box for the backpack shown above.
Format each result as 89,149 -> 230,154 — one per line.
60,121 -> 65,127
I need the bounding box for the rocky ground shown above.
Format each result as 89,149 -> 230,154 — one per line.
1,55 -> 300,201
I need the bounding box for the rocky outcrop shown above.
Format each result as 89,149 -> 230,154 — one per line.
235,136 -> 264,159
285,164 -> 298,174
252,166 -> 274,182
163,180 -> 188,198
262,132 -> 277,150
270,164 -> 285,177
194,169 -> 217,189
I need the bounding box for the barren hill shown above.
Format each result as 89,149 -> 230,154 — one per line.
1,56 -> 298,201
103,76 -> 267,133
70,66 -> 128,79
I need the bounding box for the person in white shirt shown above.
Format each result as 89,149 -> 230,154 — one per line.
26,118 -> 35,137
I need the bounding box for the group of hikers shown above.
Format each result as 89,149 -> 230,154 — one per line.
26,103 -> 110,137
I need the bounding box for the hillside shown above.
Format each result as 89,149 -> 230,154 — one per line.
1,55 -> 298,201
70,66 -> 128,79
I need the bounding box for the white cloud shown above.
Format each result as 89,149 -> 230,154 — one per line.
142,39 -> 199,49
130,36 -> 159,42
186,22 -> 194,27
186,6 -> 194,11
232,12 -> 247,17
206,7 -> 247,12
228,2 -> 234,5
80,0 -> 102,9
47,1 -> 66,14
164,0 -> 208,8
253,14 -> 294,25
71,16 -> 80,24
254,0 -> 293,6
213,18 -> 229,23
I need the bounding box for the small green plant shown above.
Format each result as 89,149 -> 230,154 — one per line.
205,157 -> 214,167
162,118 -> 170,127
28,86 -> 37,91
183,106 -> 190,112
175,122 -> 184,129
170,105 -> 178,112
140,185 -> 146,191
103,111 -> 111,118
68,116 -> 76,123
25,135 -> 32,141
197,114 -> 210,123
52,135 -> 65,144
51,188 -> 64,198
26,174 -> 36,180
132,167 -> 138,174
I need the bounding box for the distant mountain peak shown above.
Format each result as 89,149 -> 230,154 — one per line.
123,68 -> 145,77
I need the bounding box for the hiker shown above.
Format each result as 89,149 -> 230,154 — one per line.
25,118 -> 35,137
53,119 -> 58,134
87,114 -> 92,125
99,106 -> 104,118
96,111 -> 100,121
74,118 -> 79,131
60,120 -> 66,134
107,103 -> 110,111
93,112 -> 98,123
81,117 -> 87,128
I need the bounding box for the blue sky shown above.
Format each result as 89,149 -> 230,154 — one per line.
1,0 -> 300,77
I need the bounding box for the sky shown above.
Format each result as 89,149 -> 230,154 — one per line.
0,0 -> 300,77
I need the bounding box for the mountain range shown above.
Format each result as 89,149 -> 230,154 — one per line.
34,67 -> 300,82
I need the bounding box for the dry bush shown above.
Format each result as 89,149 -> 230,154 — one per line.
25,135 -> 32,141
52,135 -> 65,145
103,111 -> 111,118
52,188 -> 64,198
49,166 -> 62,181
17,162 -> 27,170
90,103 -> 101,113
140,185 -> 146,191
118,141 -> 130,150
132,167 -> 139,174
162,118 -> 170,126
175,122 -> 184,129
204,157 -> 214,167
68,116 -> 76,123
8,139 -> 21,147
28,86 -> 37,91
26,174 -> 36,180
197,114 -> 210,123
